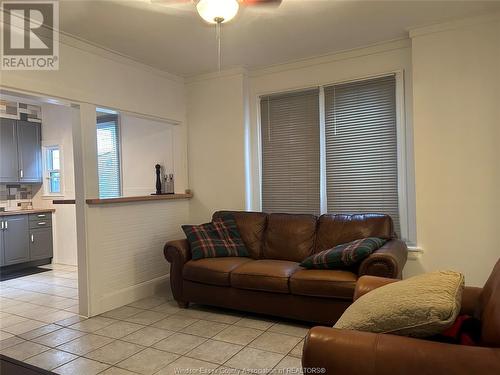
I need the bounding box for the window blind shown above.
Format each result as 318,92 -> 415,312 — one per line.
260,89 -> 321,214
97,115 -> 121,199
324,75 -> 400,235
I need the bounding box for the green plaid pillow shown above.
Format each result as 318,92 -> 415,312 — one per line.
182,215 -> 249,260
300,237 -> 387,269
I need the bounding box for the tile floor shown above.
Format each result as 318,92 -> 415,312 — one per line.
0,264 -> 313,374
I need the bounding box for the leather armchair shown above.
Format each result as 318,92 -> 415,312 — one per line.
302,259 -> 500,375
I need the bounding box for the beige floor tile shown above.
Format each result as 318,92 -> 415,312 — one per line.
85,340 -> 144,365
156,356 -> 219,375
0,336 -> 25,349
100,367 -> 138,375
289,339 -> 304,358
124,310 -> 166,325
248,332 -> 301,354
100,306 -> 144,320
63,304 -> 79,314
152,316 -> 199,331
25,348 -> 78,370
3,319 -> 47,335
273,355 -> 302,373
69,316 -> 116,332
225,347 -> 284,374
268,322 -> 311,338
94,321 -> 144,339
0,331 -> 15,341
153,332 -> 207,355
117,347 -> 179,374
53,357 -> 110,375
0,314 -> 28,328
181,320 -> 229,338
151,302 -> 181,315
57,333 -> 115,355
0,341 -> 50,360
213,325 -> 264,345
121,326 -> 175,347
127,296 -> 168,310
19,324 -> 62,340
33,327 -> 86,347
55,315 -> 86,327
39,310 -> 77,323
186,340 -> 243,364
234,317 -> 276,331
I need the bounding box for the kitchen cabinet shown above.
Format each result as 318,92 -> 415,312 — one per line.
0,118 -> 42,184
3,215 -> 30,265
0,212 -> 53,268
0,118 -> 19,183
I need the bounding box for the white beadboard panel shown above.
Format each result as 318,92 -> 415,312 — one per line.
86,200 -> 189,315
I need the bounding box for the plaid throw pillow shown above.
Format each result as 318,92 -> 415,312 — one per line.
300,237 -> 387,269
182,215 -> 249,260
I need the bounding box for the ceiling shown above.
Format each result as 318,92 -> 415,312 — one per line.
59,0 -> 500,77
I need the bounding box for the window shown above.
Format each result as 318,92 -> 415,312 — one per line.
96,114 -> 121,199
260,74 -> 402,236
44,145 -> 61,195
260,89 -> 321,214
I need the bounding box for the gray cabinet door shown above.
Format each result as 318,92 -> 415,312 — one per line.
17,121 -> 42,183
0,223 -> 4,266
0,118 -> 19,183
29,228 -> 53,261
4,215 -> 29,265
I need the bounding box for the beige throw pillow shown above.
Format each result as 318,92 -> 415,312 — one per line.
334,271 -> 464,337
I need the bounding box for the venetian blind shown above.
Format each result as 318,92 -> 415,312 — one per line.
324,75 -> 400,235
260,89 -> 321,214
96,115 -> 121,199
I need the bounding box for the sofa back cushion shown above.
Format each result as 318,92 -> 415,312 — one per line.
263,213 -> 317,262
315,213 -> 394,253
213,211 -> 268,259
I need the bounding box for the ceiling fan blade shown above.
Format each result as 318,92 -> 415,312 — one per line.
241,0 -> 282,6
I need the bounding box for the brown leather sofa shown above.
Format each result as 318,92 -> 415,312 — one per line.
302,259 -> 500,374
164,211 -> 408,324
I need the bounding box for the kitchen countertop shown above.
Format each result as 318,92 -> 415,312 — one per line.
0,208 -> 55,217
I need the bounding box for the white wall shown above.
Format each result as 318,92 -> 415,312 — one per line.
406,17 -> 500,286
120,114 -> 175,197
186,71 -> 248,224
1,34 -> 189,316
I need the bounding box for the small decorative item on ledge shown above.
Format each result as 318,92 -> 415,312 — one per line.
151,164 -> 165,196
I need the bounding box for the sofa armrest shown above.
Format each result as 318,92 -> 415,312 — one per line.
358,239 -> 407,279
164,239 -> 191,303
461,286 -> 482,316
353,275 -> 398,301
302,327 -> 500,375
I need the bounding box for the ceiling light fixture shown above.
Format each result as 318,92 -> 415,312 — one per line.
196,0 -> 240,24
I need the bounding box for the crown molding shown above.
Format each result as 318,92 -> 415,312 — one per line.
185,66 -> 249,84
248,38 -> 411,78
57,30 -> 185,84
409,12 -> 500,39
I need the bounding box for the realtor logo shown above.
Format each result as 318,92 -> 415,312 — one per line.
1,0 -> 59,70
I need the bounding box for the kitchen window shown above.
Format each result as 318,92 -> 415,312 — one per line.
260,74 -> 409,239
96,113 -> 121,199
44,145 -> 62,195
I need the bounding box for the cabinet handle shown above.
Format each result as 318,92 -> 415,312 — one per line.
37,214 -> 46,218
1,221 -> 3,230
31,234 -> 34,243
20,169 -> 23,178
4,221 -> 7,230
37,222 -> 46,225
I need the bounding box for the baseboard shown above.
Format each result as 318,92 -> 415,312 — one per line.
91,274 -> 171,316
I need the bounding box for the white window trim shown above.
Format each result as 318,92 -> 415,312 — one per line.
41,143 -> 64,198
253,70 -> 417,246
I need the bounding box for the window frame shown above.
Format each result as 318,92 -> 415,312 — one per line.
42,144 -> 63,197
255,70 -> 416,245
96,113 -> 123,199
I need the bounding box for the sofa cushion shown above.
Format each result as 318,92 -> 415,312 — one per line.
263,213 -> 317,262
300,238 -> 387,269
334,271 -> 464,337
231,260 -> 301,293
315,214 -> 394,253
213,211 -> 268,259
183,257 -> 253,286
182,215 -> 249,260
290,269 -> 357,299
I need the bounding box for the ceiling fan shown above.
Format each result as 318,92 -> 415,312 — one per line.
152,0 -> 283,71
